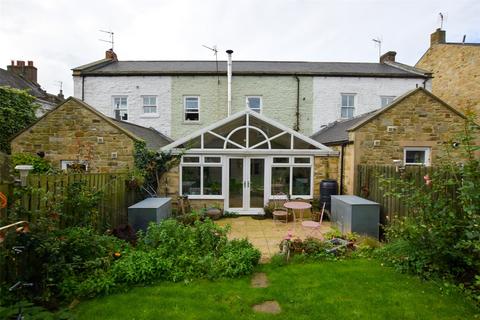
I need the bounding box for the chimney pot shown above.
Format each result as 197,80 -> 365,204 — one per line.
380,51 -> 396,63
430,28 -> 446,46
27,61 -> 34,66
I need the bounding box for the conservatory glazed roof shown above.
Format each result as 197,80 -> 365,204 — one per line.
161,110 -> 337,156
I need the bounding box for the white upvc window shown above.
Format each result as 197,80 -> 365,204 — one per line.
142,96 -> 157,114
246,96 -> 262,113
112,96 -> 128,120
184,96 -> 200,122
181,156 -> 223,197
380,96 -> 395,107
271,156 -> 313,198
404,147 -> 431,166
341,94 -> 355,119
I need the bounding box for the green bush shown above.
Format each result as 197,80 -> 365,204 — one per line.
11,153 -> 53,174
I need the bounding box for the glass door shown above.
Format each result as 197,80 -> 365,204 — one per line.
228,157 -> 265,213
228,158 -> 244,209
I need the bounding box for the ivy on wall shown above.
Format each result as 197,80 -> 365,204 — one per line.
0,87 -> 38,153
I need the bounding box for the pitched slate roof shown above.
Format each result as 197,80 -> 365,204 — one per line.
110,118 -> 173,150
310,88 -> 469,145
310,112 -> 375,145
73,60 -> 431,78
0,68 -> 63,104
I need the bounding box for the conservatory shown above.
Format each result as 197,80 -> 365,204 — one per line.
161,110 -> 337,214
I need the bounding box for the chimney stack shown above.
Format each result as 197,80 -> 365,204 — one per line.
226,49 -> 233,117
380,51 -> 396,64
7,60 -> 37,83
105,49 -> 118,61
430,28 -> 446,46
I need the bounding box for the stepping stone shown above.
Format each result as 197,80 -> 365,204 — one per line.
251,272 -> 269,288
252,300 -> 281,314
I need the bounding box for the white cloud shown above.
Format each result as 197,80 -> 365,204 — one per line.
0,0 -> 479,96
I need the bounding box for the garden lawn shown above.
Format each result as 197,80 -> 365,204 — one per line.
73,259 -> 478,320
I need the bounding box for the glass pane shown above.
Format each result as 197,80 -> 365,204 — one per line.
294,137 -> 317,149
271,167 -> 290,195
143,106 -> 157,113
213,116 -> 246,138
292,167 -> 311,195
405,150 -> 425,164
273,157 -> 289,164
203,167 -> 222,195
249,116 -> 282,138
183,156 -> 200,163
294,157 -> 310,164
247,97 -> 261,112
228,128 -> 246,148
185,136 -> 201,148
270,133 -> 291,149
203,132 -> 225,149
229,159 -> 244,207
341,95 -> 348,107
248,127 -> 267,148
182,167 -> 201,195
185,112 -> 199,121
185,97 -> 199,109
250,159 -> 264,208
204,156 -> 221,163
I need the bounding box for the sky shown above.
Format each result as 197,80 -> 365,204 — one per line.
1,0 -> 479,97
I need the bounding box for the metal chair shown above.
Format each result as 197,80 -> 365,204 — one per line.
301,202 -> 325,239
272,193 -> 289,224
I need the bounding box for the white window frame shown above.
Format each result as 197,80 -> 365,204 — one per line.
184,96 -> 200,122
60,160 -> 89,171
340,93 -> 355,119
270,156 -> 313,199
112,96 -> 128,120
403,147 -> 431,166
380,95 -> 396,107
141,95 -> 158,116
246,96 -> 262,113
180,155 -> 223,199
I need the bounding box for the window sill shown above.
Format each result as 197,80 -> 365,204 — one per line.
140,113 -> 160,118
183,121 -> 202,125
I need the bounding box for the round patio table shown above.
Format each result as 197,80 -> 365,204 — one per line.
283,201 -> 312,222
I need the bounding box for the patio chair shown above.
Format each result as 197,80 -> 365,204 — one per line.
272,193 -> 289,224
301,202 -> 325,239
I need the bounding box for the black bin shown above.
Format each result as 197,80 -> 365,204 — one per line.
320,179 -> 338,212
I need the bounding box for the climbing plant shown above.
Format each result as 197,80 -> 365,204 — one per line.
0,87 -> 38,153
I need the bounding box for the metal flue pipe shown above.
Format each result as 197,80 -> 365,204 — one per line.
226,50 -> 233,116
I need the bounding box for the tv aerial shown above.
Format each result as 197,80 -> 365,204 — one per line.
99,30 -> 115,50
372,37 -> 382,59
202,44 -> 220,84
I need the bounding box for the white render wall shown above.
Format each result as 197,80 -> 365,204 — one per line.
312,77 -> 432,132
73,76 -> 172,136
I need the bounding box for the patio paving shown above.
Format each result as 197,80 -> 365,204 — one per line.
215,216 -> 332,263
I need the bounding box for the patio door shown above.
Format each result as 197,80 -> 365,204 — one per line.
228,157 -> 265,214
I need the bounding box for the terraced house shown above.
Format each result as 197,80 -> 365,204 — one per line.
72,49 -> 431,139
68,49 -> 433,213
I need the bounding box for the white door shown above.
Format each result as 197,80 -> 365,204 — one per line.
227,157 -> 266,214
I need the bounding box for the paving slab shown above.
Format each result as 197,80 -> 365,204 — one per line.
252,300 -> 281,314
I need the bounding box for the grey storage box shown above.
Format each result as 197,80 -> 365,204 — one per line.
128,197 -> 172,231
330,195 -> 380,239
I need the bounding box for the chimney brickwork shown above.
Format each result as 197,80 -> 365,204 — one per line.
380,51 -> 396,64
7,60 -> 38,83
430,28 -> 446,46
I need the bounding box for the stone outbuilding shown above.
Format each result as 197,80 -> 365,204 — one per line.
416,28 -> 480,121
11,97 -> 172,173
311,88 -> 470,194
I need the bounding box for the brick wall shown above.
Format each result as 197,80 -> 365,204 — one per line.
11,99 -> 136,173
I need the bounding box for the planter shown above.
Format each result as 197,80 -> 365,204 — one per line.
206,208 -> 223,220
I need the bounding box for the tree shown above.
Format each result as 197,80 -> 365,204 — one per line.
0,86 -> 38,153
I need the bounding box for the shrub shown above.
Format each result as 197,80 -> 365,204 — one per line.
11,153 -> 54,174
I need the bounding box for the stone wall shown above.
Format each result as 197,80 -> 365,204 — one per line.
416,43 -> 480,121
313,155 -> 339,197
351,89 -> 466,168
11,99 -> 136,173
330,144 -> 355,195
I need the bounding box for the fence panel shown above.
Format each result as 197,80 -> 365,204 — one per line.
355,165 -> 433,224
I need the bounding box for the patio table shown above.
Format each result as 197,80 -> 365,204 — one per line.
283,201 -> 311,222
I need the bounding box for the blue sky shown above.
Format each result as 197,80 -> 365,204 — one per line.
1,0 -> 479,96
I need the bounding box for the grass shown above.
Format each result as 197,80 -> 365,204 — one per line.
73,259 -> 479,319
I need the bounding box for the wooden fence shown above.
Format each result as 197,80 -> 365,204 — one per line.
355,164 -> 433,225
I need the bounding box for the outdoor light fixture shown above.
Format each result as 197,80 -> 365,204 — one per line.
14,165 -> 34,186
